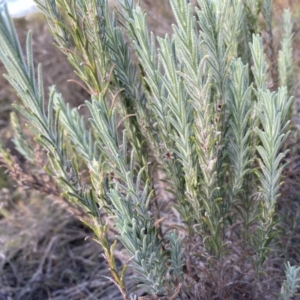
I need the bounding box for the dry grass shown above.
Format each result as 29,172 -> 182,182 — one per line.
0,1 -> 300,299
0,192 -> 129,300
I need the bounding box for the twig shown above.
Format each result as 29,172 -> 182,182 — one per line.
117,114 -> 136,129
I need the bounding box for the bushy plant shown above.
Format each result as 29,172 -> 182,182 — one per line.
0,0 -> 296,298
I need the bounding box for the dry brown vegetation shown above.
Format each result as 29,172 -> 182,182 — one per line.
0,1 -> 300,299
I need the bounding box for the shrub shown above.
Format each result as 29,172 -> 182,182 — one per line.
0,0 -> 296,299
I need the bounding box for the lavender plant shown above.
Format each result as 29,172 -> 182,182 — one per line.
0,0 -> 295,298
280,262 -> 300,300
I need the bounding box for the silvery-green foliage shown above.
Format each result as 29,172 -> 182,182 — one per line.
166,231 -> 184,283
222,0 -> 244,58
196,0 -> 230,92
262,0 -> 273,30
0,0 -> 296,297
227,59 -> 253,224
53,93 -> 97,162
250,34 -> 268,91
0,5 -> 91,206
280,262 -> 300,300
86,96 -> 166,294
253,86 -> 292,270
10,111 -> 35,162
119,0 -> 191,222
250,32 -> 293,271
243,0 -> 262,33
